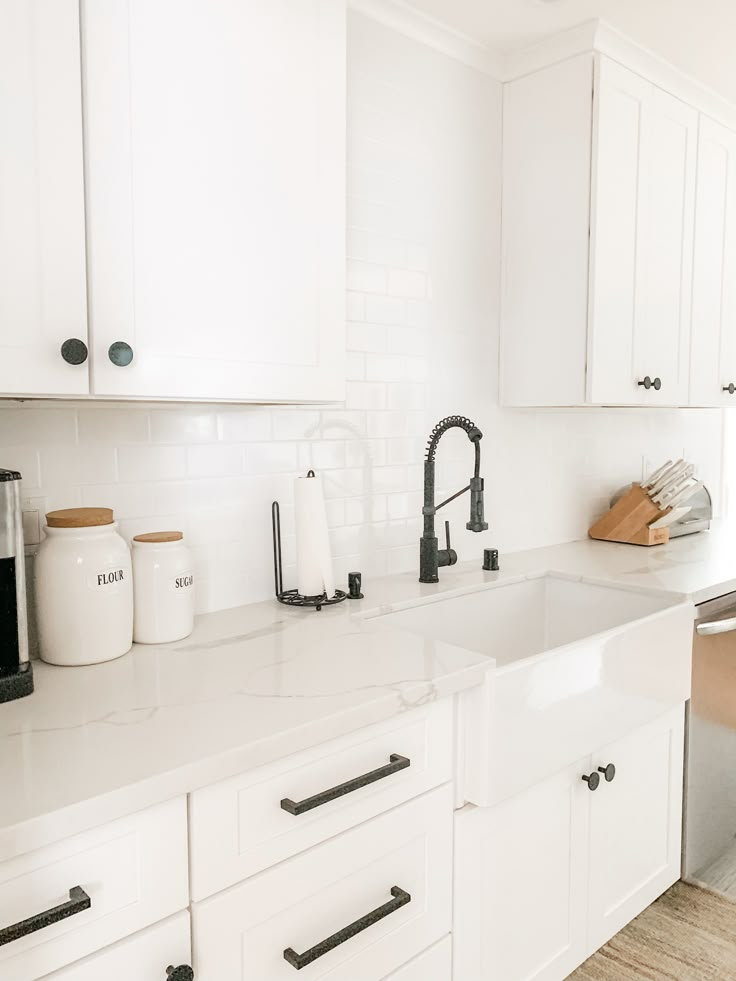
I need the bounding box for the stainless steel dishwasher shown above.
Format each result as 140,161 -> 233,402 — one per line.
684,591 -> 736,898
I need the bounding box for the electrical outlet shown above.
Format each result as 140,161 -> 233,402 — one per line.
22,496 -> 47,546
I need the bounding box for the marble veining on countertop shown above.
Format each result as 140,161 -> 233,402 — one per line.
0,602 -> 490,860
1,524 -> 734,859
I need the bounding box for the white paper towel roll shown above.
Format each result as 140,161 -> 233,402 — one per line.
295,473 -> 335,598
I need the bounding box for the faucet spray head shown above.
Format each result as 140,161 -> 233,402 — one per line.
466,475 -> 488,532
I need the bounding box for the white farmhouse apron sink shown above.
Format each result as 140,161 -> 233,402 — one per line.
366,574 -> 693,806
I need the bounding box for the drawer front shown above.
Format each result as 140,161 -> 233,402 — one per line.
42,912 -> 191,980
0,798 -> 188,981
385,937 -> 452,980
192,784 -> 453,981
190,700 -> 453,899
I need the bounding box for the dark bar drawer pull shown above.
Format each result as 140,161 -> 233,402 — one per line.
0,886 -> 91,947
283,885 -> 411,970
280,754 -> 410,816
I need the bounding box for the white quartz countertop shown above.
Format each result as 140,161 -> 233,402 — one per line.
1,524 -> 734,859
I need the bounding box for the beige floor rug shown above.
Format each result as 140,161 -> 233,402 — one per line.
569,881 -> 736,980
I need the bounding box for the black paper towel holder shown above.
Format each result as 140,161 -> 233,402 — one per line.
272,498 -> 347,612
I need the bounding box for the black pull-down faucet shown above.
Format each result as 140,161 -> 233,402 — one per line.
419,415 -> 488,583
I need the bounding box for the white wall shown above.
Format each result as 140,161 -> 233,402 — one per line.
4,11 -> 725,620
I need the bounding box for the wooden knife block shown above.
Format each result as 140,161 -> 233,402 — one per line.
588,483 -> 670,546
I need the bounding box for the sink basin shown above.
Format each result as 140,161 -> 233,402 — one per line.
366,574 -> 678,668
365,573 -> 693,807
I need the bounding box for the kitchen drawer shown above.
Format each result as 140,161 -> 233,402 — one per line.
192,784 -> 453,981
190,700 -> 453,900
384,937 -> 452,980
41,912 -> 191,980
0,798 -> 188,981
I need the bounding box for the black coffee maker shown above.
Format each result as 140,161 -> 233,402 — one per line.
0,469 -> 33,702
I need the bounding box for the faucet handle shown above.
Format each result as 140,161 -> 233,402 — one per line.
444,520 -> 451,552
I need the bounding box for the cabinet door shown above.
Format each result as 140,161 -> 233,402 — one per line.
587,706 -> 685,952
0,0 -> 88,396
82,0 -> 345,403
690,115 -> 736,406
453,760 -> 589,981
589,57 -> 696,405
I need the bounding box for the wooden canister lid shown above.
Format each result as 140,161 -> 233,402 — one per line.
133,531 -> 184,544
46,507 -> 114,528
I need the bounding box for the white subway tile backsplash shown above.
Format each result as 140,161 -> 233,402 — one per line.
117,444 -> 187,482
78,407 -> 150,443
217,408 -> 272,442
347,322 -> 387,354
365,354 -> 406,382
0,447 -> 40,486
187,443 -> 243,478
244,442 -> 298,475
364,294 -> 407,326
0,407 -> 76,446
346,381 -> 387,411
347,259 -> 387,294
347,292 -> 366,322
388,268 -> 427,299
271,410 -> 321,441
150,409 -> 218,444
40,445 -> 117,486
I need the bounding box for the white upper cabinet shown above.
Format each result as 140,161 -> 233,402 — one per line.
82,0 -> 346,403
0,0 -> 88,396
690,115 -> 736,406
501,53 -> 697,407
589,58 -> 697,406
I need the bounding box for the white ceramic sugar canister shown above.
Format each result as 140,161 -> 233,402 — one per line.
132,532 -> 194,644
36,508 -> 133,666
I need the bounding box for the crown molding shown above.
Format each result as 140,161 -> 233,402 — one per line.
501,17 -> 736,131
349,0 -> 503,78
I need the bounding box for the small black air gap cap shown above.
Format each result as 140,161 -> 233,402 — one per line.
0,469 -> 21,481
347,572 -> 364,599
483,548 -> 499,572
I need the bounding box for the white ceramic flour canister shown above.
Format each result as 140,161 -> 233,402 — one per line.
132,531 -> 194,644
35,508 -> 133,666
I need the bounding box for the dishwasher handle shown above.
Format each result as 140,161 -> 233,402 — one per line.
696,615 -> 736,636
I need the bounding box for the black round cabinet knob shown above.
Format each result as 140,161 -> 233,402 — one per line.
638,376 -> 662,391
598,763 -> 616,783
108,341 -> 134,367
582,772 -> 600,792
60,338 -> 88,365
724,383 -> 736,395
166,967 -> 194,981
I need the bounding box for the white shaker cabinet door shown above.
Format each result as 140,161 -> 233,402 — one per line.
82,0 -> 346,403
587,706 -> 685,953
690,115 -> 736,406
453,760 -> 589,981
0,0 -> 88,396
589,57 -> 696,406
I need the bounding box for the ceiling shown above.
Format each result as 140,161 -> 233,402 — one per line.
406,0 -> 736,104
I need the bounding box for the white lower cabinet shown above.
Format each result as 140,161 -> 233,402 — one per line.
587,707 -> 685,951
454,706 -> 685,981
0,798 -> 189,981
40,913 -> 191,981
191,785 -> 453,981
385,936 -> 452,980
